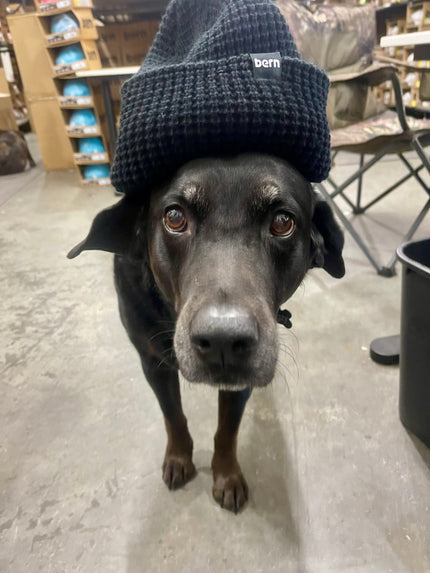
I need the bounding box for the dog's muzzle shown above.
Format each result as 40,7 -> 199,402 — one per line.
190,304 -> 258,373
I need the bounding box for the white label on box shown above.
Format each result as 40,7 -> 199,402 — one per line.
63,31 -> 78,40
40,3 -> 57,11
75,153 -> 107,161
83,177 -> 111,186
48,30 -> 78,44
56,64 -> 73,74
83,127 -> 98,134
71,60 -> 86,71
41,0 -> 71,10
60,96 -> 91,106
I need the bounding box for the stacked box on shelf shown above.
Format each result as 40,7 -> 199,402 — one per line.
0,70 -> 18,130
39,7 -> 97,44
97,20 -> 160,67
406,1 -> 430,31
36,0 -> 110,185
386,17 -> 406,36
384,16 -> 407,57
35,0 -> 93,15
49,40 -> 101,76
57,77 -> 110,185
55,76 -> 94,107
374,7 -> 430,113
37,5 -> 101,77
7,12 -> 76,171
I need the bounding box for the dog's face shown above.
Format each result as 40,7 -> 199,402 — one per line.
69,154 -> 344,389
148,155 -> 317,388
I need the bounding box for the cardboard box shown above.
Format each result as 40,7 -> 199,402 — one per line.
91,85 -> 119,159
28,98 -> 75,171
63,108 -> 101,136
79,165 -> 111,186
70,137 -> 109,164
56,75 -> 95,106
7,13 -> 58,99
119,20 -> 159,66
0,68 -> 9,93
39,8 -> 98,46
97,20 -> 159,67
35,0 -> 93,15
49,39 -> 101,76
97,24 -> 122,67
0,93 -> 18,130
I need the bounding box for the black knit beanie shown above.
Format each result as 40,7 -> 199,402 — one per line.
111,0 -> 331,196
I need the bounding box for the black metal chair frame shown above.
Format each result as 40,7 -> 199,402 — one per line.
317,67 -> 430,277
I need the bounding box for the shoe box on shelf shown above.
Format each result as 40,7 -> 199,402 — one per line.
57,76 -> 111,185
34,0 -> 93,15
35,4 -> 101,76
8,1 -> 111,184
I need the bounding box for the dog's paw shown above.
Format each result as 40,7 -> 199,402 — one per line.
162,454 -> 196,490
212,467 -> 249,513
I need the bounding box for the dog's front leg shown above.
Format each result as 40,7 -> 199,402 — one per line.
141,360 -> 196,490
212,388 -> 251,513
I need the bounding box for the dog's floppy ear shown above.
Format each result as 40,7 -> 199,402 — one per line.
310,192 -> 345,278
67,197 -> 140,259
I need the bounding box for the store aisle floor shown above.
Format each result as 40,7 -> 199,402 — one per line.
1,138 -> 430,573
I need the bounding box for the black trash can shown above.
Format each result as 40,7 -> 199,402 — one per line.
397,238 -> 430,448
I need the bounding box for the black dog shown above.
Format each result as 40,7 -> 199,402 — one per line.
69,153 -> 344,512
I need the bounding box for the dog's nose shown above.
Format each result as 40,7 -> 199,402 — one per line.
190,305 -> 258,369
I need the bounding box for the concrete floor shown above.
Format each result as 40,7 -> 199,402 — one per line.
1,137 -> 430,573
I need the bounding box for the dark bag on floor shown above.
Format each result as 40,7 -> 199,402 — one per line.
0,130 -> 35,176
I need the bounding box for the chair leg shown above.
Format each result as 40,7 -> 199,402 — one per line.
384,197 -> 430,271
329,149 -> 388,200
317,182 -> 395,276
355,154 -> 364,213
412,134 -> 430,180
327,175 -> 357,211
398,154 -> 428,195
320,140 -> 430,277
360,164 -> 424,213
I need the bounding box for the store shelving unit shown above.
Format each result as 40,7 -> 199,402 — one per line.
35,0 -> 111,185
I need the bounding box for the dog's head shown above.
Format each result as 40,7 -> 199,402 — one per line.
69,154 -> 344,388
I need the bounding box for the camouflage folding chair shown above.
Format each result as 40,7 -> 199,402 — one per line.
276,1 -> 430,276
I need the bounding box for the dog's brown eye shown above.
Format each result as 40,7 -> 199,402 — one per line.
164,207 -> 187,233
270,212 -> 295,237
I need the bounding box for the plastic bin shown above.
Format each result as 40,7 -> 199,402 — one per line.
397,238 -> 430,448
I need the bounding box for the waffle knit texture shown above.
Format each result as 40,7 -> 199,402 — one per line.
111,0 -> 331,196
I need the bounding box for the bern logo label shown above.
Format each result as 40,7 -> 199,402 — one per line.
251,52 -> 282,81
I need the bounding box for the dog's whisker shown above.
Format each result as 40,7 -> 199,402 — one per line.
276,342 -> 299,384
149,329 -> 176,342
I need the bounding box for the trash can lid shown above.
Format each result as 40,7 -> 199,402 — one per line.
397,238 -> 430,280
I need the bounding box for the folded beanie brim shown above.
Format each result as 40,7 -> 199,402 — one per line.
111,53 -> 330,195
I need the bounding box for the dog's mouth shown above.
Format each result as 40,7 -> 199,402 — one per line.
174,301 -> 279,389
184,363 -> 260,389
